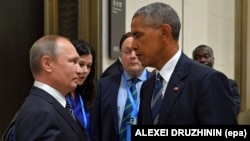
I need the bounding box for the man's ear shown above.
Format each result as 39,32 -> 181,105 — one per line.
161,24 -> 172,40
41,55 -> 52,72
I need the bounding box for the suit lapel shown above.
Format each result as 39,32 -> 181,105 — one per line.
158,53 -> 189,124
53,101 -> 85,138
110,73 -> 122,133
33,87 -> 85,139
158,72 -> 185,124
140,74 -> 155,124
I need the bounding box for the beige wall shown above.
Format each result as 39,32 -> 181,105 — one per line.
183,0 -> 235,79
103,0 -> 236,78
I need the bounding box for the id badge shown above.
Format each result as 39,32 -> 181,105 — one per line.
127,117 -> 137,125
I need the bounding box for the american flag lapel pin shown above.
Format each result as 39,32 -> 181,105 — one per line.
173,86 -> 179,91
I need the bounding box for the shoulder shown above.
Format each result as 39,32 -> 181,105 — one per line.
228,78 -> 237,84
98,72 -> 122,84
101,61 -> 123,78
177,53 -> 217,77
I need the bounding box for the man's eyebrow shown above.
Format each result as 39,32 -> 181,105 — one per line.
124,46 -> 132,50
132,32 -> 140,36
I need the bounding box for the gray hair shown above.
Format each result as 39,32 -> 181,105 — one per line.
29,35 -> 62,76
132,2 -> 181,41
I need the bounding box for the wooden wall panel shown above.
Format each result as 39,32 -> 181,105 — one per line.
0,0 -> 44,136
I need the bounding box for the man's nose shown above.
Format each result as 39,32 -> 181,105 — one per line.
199,57 -> 207,63
132,40 -> 138,50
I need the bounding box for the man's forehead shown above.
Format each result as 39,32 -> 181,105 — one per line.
197,48 -> 212,54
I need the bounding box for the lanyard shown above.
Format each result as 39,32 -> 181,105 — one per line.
79,95 -> 87,128
122,73 -> 140,120
122,73 -> 140,141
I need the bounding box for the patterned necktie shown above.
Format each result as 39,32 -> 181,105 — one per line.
119,78 -> 139,141
65,100 -> 76,121
151,73 -> 163,124
130,78 -> 139,100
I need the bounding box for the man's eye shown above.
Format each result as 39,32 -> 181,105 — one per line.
195,56 -> 200,59
205,55 -> 210,58
135,34 -> 141,38
132,33 -> 141,38
124,50 -> 132,54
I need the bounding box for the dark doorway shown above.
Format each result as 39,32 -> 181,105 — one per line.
0,0 -> 44,136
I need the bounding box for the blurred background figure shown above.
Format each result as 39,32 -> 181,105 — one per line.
92,32 -> 152,141
192,44 -> 241,115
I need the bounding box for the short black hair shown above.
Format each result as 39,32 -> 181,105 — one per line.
119,32 -> 132,50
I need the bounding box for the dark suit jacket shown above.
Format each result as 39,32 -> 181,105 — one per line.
1,111 -> 18,141
100,59 -> 123,78
228,78 -> 241,115
92,70 -> 152,141
138,53 -> 238,125
15,86 -> 89,141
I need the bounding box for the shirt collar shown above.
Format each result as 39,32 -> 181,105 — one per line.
159,49 -> 181,83
33,81 -> 66,107
123,69 -> 148,82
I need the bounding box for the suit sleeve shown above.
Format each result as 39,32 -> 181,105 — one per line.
229,79 -> 241,115
197,71 -> 238,124
91,81 -> 102,141
15,110 -> 61,141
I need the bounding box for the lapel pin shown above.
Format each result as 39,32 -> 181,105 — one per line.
173,87 -> 179,91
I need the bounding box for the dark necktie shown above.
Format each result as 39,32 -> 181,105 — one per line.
151,73 -> 163,124
65,100 -> 76,121
119,78 -> 139,141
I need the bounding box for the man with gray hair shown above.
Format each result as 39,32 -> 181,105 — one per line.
14,35 -> 89,141
131,2 -> 237,125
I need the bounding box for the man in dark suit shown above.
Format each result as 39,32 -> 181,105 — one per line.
92,32 -> 153,141
14,35 -> 89,141
131,2 -> 237,124
192,44 -> 241,115
100,57 -> 123,78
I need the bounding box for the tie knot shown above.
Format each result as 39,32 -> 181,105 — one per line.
65,99 -> 76,121
130,78 -> 139,85
156,73 -> 162,81
65,100 -> 71,109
